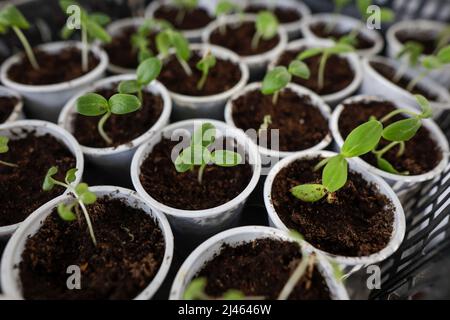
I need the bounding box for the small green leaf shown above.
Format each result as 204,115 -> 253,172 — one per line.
196,52 -> 216,73
288,230 -> 304,244
80,190 -> 97,205
0,5 -> 30,29
174,155 -> 194,173
60,25 -> 75,40
211,150 -> 242,167
379,8 -> 395,22
156,31 -> 171,57
261,66 -> 291,95
437,45 -> 450,64
109,94 -> 142,115
290,184 -> 327,202
288,60 -> 310,79
377,157 -> 401,175
382,118 -> 421,142
43,166 -> 58,191
57,203 -> 77,221
137,57 -> 162,85
65,168 -> 78,184
255,11 -> 278,40
172,31 -> 191,61
297,48 -> 323,61
89,13 -> 110,26
75,182 -> 88,195
193,123 -> 216,147
76,93 -> 109,116
422,56 -> 443,70
222,290 -> 245,300
86,19 -> 111,43
327,43 -> 354,55
341,120 -> 383,158
0,136 -> 9,153
322,155 -> 348,193
184,278 -> 207,300
415,94 -> 432,119
215,0 -> 238,16
118,80 -> 140,94
179,145 -> 211,167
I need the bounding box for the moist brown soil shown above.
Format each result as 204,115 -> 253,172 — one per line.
0,132 -> 75,226
310,22 -> 374,50
276,48 -> 355,95
19,197 -> 165,300
139,138 -> 253,210
153,5 -> 213,30
72,84 -> 164,148
271,157 -> 395,257
158,52 -> 242,96
0,96 -> 18,123
339,99 -> 442,175
7,47 -> 99,85
209,21 -> 280,56
396,30 -> 446,55
198,238 -> 331,300
370,61 -> 438,101
103,26 -> 158,69
231,88 -> 329,152
245,5 -> 301,23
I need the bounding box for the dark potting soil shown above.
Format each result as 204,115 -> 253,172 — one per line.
370,61 -> 438,101
310,22 -> 375,50
139,138 -> 253,210
7,47 -> 99,85
153,5 -> 213,30
396,30 -> 446,55
245,5 -> 301,24
276,48 -> 355,95
72,84 -> 164,148
209,21 -> 280,56
0,96 -> 18,123
0,133 -> 75,226
158,52 -> 242,96
104,26 -> 158,69
231,88 -> 329,152
271,157 -> 395,257
19,197 -> 165,300
197,238 -> 331,300
339,99 -> 442,175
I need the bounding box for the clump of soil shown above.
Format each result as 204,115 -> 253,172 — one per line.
0,96 -> 18,123
310,22 -> 375,50
0,132 -> 75,226
7,47 -> 99,85
153,5 -> 213,30
72,84 -> 164,148
231,88 -> 329,151
19,197 -> 165,300
139,138 -> 253,210
209,21 -> 280,56
245,5 -> 301,23
158,52 -> 242,96
271,157 -> 395,257
396,30 -> 447,55
339,99 -> 442,175
198,238 -> 331,300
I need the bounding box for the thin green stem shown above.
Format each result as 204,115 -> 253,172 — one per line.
77,199 -> 97,246
178,56 -> 193,76
197,70 -> 208,90
396,141 -> 406,157
278,254 -> 315,300
380,109 -> 418,123
12,27 -> 39,70
0,160 -> 18,168
407,70 -> 429,92
81,25 -> 89,72
98,111 -> 113,145
138,89 -> 143,103
314,157 -> 331,172
318,51 -> 329,90
251,32 -> 261,51
373,141 -> 402,159
198,164 -> 206,184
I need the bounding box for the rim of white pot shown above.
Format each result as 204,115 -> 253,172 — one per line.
300,13 -> 384,57
264,150 -> 406,266
224,81 -> 332,159
268,37 -> 363,105
330,94 -> 450,184
58,74 -> 172,157
169,225 -> 349,300
0,120 -> 84,238
0,185 -> 174,300
0,85 -> 23,123
0,41 -> 109,93
131,119 -> 262,219
202,14 -> 288,68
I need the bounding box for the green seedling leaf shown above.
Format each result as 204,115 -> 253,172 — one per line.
322,155 -> 348,193
261,66 -> 291,95
327,43 -> 354,54
0,136 -> 9,153
118,80 -> 140,94
86,19 -> 111,43
415,94 -> 432,118
288,60 -> 310,79
341,120 -> 383,158
397,41 -> 424,67
137,57 -> 162,85
0,5 -> 30,29
57,203 -> 77,221
422,56 -> 443,70
382,118 -> 421,142
215,0 -> 238,16
289,230 -> 304,244
172,31 -> 191,61
174,155 -> 194,173
297,48 -> 323,61
109,94 -> 141,115
43,166 -> 58,191
90,13 -> 110,26
76,93 -> 109,116
255,11 -> 278,40
377,157 -> 401,175
65,168 -> 78,184
291,184 -> 327,202
193,122 -> 216,147
437,45 -> 450,64
222,290 -> 245,300
379,8 -> 395,22
184,278 -> 207,300
356,0 -> 371,19
196,51 -> 217,90
156,31 -> 171,57
75,183 -> 97,205
211,150 -> 242,167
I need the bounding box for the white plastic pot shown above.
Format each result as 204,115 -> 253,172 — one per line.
202,14 -> 288,79
330,95 -> 450,194
264,150 -> 406,267
159,43 -> 249,120
169,225 -> 349,300
58,74 -> 172,175
0,185 -> 174,300
361,56 -> 450,118
268,38 -> 363,107
131,119 -> 262,239
0,41 -> 109,123
0,120 -> 84,238
300,13 -> 384,58
0,85 -> 23,123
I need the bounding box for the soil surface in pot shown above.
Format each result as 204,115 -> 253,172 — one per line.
231,88 -> 329,151
139,138 -> 253,210
158,52 -> 242,96
19,197 -> 165,300
0,132 -> 75,226
0,96 -> 18,123
370,61 -> 438,101
395,30 -> 448,55
245,5 -> 301,23
271,157 -> 394,257
310,22 -> 375,50
197,238 -> 331,300
339,99 -> 442,175
153,5 -> 213,30
276,48 -> 355,95
72,84 -> 164,148
7,47 -> 99,85
209,22 -> 280,56
104,26 -> 158,70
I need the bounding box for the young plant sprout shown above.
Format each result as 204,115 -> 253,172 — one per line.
173,0 -> 198,24
196,50 -> 216,90
118,57 -> 162,102
0,5 -> 39,70
174,123 -> 242,184
0,136 -> 18,168
131,19 -> 172,63
215,0 -> 242,34
393,41 -> 424,83
252,11 -> 279,51
59,0 -> 112,72
156,28 -> 192,76
258,115 -> 272,135
184,278 -> 264,300
43,166 -> 97,246
76,92 -> 142,145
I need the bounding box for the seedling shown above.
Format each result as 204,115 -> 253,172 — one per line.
59,0 -> 111,72
43,166 -> 97,246
184,278 -> 264,300
76,92 -> 142,145
393,41 -> 424,83
118,57 -> 162,101
0,136 -> 18,168
258,115 -> 272,135
0,5 -> 39,70
251,11 -> 279,51
131,19 -> 172,63
174,123 -> 242,184
215,0 -> 242,34
173,0 -> 198,24
196,50 -> 216,90
156,28 -> 192,76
